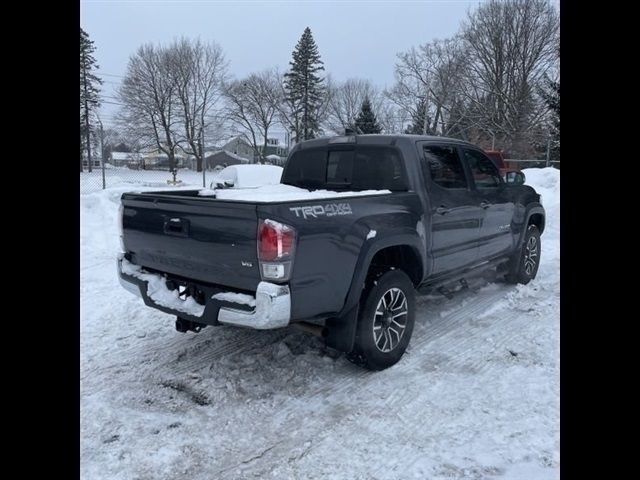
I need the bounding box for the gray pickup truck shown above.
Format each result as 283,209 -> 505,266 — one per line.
118,134 -> 545,370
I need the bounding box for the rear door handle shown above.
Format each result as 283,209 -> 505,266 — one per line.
435,206 -> 451,215
480,201 -> 492,209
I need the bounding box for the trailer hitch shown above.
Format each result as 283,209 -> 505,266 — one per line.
175,316 -> 207,333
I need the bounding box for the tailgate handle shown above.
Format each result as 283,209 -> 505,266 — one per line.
164,217 -> 189,236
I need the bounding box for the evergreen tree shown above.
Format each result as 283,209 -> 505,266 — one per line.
284,27 -> 325,141
404,99 -> 429,134
540,75 -> 560,161
80,27 -> 102,172
354,97 -> 382,134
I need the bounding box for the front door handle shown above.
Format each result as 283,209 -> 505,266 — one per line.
435,206 -> 451,215
480,201 -> 492,209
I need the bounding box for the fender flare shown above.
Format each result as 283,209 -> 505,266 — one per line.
325,234 -> 423,353
325,232 -> 424,353
342,233 -> 423,314
517,204 -> 545,250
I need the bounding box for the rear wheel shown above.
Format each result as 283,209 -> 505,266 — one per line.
506,225 -> 541,285
347,269 -> 416,370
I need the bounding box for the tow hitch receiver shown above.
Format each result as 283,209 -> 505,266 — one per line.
175,317 -> 207,333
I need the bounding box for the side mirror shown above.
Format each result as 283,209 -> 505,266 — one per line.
505,171 -> 526,185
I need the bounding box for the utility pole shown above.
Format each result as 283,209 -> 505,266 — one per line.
97,116 -> 105,189
81,55 -> 93,173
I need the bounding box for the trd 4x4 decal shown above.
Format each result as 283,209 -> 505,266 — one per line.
289,203 -> 353,219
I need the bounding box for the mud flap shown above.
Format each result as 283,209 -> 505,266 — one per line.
324,305 -> 359,353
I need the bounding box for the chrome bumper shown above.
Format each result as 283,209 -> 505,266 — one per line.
119,271 -> 143,298
117,256 -> 291,330
218,282 -> 291,330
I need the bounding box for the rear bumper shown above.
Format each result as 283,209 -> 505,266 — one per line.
117,255 -> 291,330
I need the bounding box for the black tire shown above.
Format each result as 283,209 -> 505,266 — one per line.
506,224 -> 541,285
347,269 -> 416,371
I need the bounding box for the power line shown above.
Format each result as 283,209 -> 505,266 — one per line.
98,72 -> 125,79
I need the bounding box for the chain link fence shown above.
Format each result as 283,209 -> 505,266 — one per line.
505,159 -> 561,170
80,166 -> 213,194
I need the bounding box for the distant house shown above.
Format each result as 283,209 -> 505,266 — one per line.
110,152 -> 142,168
82,153 -> 102,169
220,136 -> 255,162
146,152 -> 191,170
265,154 -> 286,166
260,138 -> 289,159
203,150 -> 249,170
219,136 -> 290,164
109,151 -> 191,170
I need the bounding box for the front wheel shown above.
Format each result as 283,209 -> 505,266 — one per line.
506,224 -> 541,285
347,269 -> 416,370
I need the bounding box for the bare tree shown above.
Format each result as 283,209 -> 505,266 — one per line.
324,78 -> 383,134
460,0 -> 559,154
118,44 -> 181,172
388,37 -> 468,135
223,69 -> 283,162
377,101 -> 411,134
170,38 -> 228,171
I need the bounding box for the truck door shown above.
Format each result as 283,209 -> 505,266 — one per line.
419,143 -> 484,276
461,147 -> 515,260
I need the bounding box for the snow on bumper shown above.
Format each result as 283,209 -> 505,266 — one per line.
117,254 -> 291,329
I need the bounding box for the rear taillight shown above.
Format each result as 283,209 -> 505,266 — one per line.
258,219 -> 296,282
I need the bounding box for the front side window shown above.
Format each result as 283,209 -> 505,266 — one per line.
422,145 -> 468,189
463,149 -> 502,188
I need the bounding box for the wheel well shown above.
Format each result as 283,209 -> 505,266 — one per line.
368,245 -> 422,287
528,213 -> 545,234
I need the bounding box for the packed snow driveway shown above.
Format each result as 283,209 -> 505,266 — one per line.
81,169 -> 559,480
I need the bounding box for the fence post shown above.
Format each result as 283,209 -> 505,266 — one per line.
545,134 -> 551,168
98,117 -> 106,189
201,129 -> 206,188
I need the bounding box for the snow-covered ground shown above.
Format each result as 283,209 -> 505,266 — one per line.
80,168 -> 559,480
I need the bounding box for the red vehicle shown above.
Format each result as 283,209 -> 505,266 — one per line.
484,150 -> 520,178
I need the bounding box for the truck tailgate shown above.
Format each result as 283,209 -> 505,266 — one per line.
121,192 -> 260,292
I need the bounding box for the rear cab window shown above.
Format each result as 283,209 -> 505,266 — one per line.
282,146 -> 408,192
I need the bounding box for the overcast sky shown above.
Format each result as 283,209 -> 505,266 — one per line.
81,0 -> 484,134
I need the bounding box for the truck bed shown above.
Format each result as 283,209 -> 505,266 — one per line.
120,187 -> 421,322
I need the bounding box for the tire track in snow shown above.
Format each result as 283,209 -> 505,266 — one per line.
225,282 -> 522,479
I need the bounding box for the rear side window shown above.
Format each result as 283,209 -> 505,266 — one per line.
463,149 -> 502,188
422,145 -> 468,189
282,146 -> 407,191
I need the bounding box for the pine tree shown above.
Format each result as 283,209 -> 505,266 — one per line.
284,27 -> 325,141
354,97 -> 382,134
80,27 -> 102,172
540,75 -> 560,161
404,99 -> 429,135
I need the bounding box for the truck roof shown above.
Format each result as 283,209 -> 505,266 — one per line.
294,134 -> 476,150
